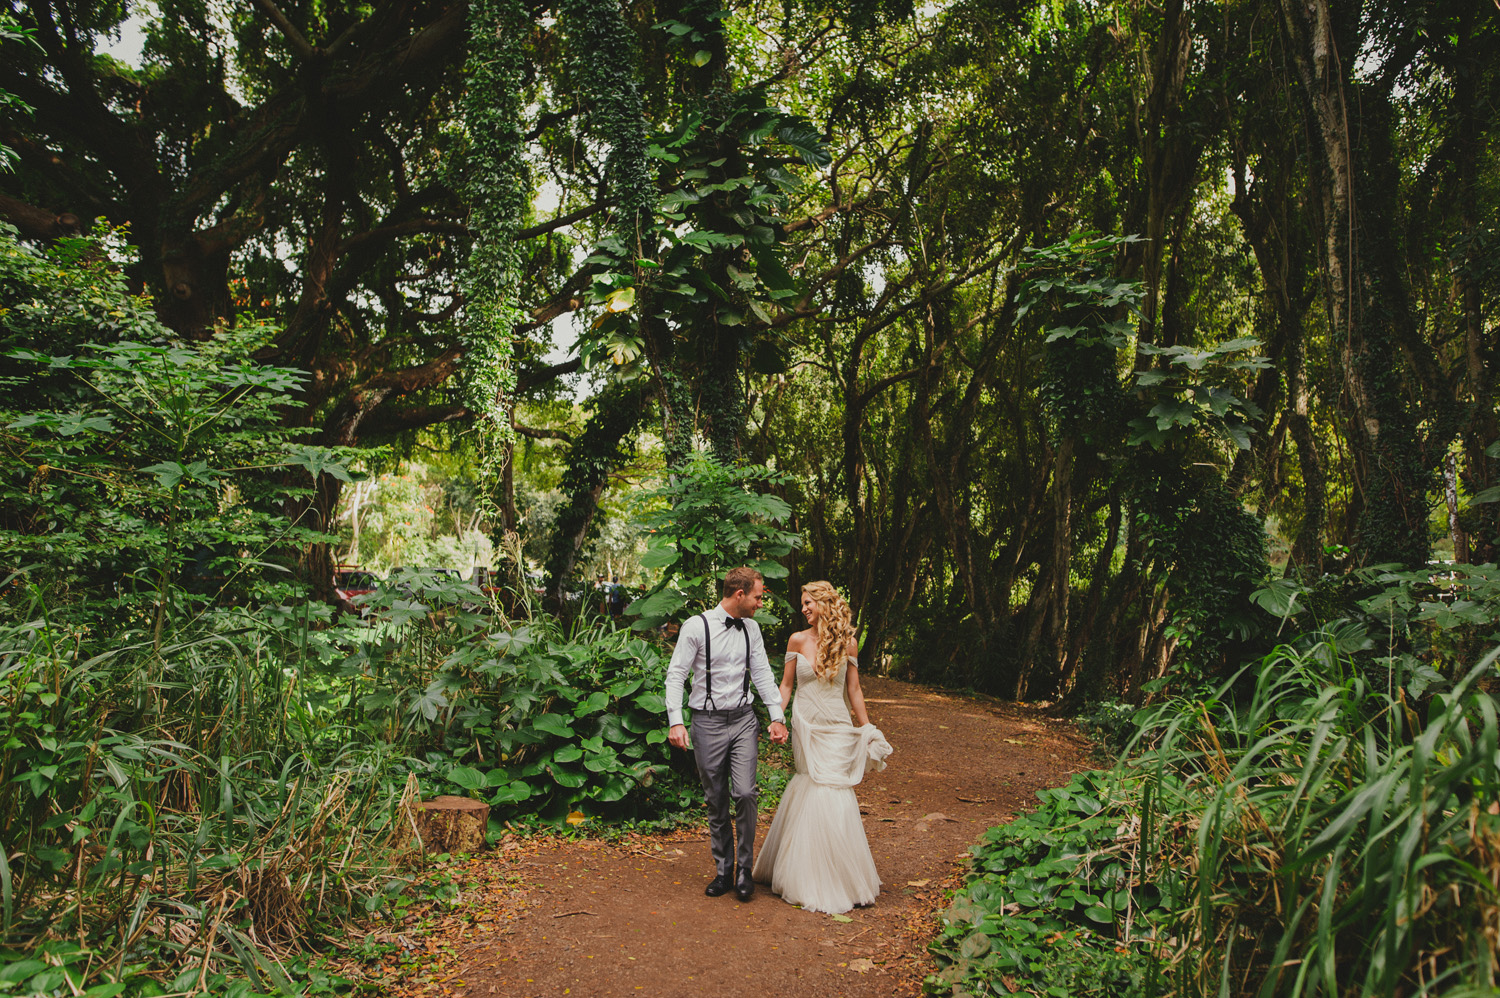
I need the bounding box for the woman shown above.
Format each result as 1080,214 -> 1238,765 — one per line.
751,581 -> 892,914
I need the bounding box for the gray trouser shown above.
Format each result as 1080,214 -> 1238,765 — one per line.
691,706 -> 759,877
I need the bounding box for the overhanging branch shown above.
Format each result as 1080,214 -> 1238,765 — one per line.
251,0 -> 318,61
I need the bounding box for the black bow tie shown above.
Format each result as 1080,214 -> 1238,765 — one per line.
724,616 -> 745,631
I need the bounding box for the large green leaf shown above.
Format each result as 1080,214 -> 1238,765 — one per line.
609,677 -> 645,699
592,774 -> 630,802
448,766 -> 486,792
640,543 -> 679,569
548,765 -> 587,789
630,589 -> 690,619
621,709 -> 656,733
531,713 -> 575,738
597,713 -> 633,744
573,691 -> 609,717
773,119 -> 831,166
490,780 -> 533,804
583,751 -> 619,774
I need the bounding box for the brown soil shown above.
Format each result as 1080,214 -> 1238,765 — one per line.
413,676 -> 1091,998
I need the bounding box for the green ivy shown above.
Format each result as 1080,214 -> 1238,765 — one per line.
457,0 -> 529,425
560,0 -> 655,244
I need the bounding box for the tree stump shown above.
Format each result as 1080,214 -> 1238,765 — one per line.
411,796 -> 490,854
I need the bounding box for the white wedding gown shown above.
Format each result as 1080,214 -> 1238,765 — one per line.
752,653 -> 892,914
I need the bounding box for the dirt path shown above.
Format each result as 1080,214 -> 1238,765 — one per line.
433,677 -> 1090,998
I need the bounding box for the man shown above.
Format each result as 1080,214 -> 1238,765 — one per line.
665,566 -> 789,902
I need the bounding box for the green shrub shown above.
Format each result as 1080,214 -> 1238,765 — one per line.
332,573 -> 677,822
1133,630 -> 1500,996
0,223 -> 689,994
626,451 -> 801,629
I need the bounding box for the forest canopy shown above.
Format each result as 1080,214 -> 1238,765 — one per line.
2,0 -> 1498,701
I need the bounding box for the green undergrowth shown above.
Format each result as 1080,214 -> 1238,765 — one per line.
0,222 -> 774,995
928,625 -> 1500,998
924,770 -> 1166,998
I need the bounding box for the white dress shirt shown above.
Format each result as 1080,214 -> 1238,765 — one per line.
665,611 -> 786,728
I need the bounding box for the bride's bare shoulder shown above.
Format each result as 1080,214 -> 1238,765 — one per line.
785,628 -> 815,651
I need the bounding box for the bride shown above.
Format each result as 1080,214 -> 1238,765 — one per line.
751,581 -> 892,914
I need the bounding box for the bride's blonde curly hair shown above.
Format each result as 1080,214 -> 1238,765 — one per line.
803,581 -> 856,683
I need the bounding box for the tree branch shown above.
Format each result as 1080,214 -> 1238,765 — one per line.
517,357 -> 583,392
338,218 -> 467,255
325,346 -> 464,445
513,421 -> 574,443
0,193 -> 83,241
781,193 -> 879,234
857,367 -> 923,409
251,0 -> 318,61
515,201 -> 612,240
358,403 -> 469,438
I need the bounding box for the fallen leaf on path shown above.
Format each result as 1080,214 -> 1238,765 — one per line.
1004,738 -> 1026,745
849,959 -> 876,973
906,880 -> 930,888
921,812 -> 956,822
830,913 -> 853,923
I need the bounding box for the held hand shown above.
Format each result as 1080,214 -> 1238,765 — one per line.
767,721 -> 789,745
668,724 -> 690,750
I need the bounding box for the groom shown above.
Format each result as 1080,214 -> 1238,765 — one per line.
665,566 -> 789,902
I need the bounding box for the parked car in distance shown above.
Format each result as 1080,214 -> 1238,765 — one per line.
335,569 -> 378,597
333,568 -> 379,615
470,566 -> 503,596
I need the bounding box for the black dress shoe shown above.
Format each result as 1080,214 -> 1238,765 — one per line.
734,869 -> 754,902
705,873 -> 732,897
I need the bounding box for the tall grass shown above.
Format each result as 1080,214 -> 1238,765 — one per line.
0,560 -> 684,994
1131,630 -> 1500,996
0,579 -> 416,992
927,629 -> 1500,998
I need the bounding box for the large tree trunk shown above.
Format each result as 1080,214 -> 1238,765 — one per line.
1061,493 -> 1120,696
1277,0 -> 1432,567
543,382 -> 650,608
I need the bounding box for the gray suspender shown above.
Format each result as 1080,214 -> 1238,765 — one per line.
699,612 -> 752,711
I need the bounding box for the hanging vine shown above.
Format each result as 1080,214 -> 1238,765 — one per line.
458,0 -> 530,428
560,0 -> 656,250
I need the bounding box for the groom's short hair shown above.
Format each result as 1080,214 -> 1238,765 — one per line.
722,566 -> 763,598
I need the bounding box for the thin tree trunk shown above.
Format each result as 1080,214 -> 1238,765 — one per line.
1444,453 -> 1468,565
1061,494 -> 1121,695
1045,435 -> 1074,689
543,382 -> 649,608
